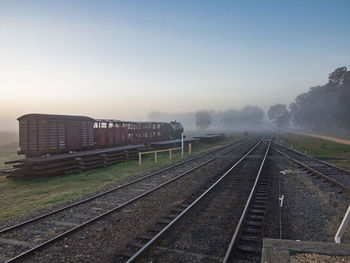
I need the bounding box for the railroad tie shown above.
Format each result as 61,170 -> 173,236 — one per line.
0,237 -> 36,249
127,241 -> 146,250
135,234 -> 154,242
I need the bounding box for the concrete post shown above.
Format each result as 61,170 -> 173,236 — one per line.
335,205 -> 350,244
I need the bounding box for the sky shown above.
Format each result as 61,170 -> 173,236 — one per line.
0,0 -> 350,130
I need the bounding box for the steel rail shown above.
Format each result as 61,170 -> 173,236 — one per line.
0,137 -> 251,235
222,137 -> 271,263
3,137 -> 258,263
273,141 -> 350,175
125,139 -> 264,263
270,144 -> 350,193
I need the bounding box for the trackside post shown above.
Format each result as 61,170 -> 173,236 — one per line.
138,147 -> 183,166
335,205 -> 350,244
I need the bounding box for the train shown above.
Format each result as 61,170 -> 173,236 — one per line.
18,113 -> 184,157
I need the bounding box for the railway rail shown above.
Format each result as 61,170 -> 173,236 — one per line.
271,141 -> 350,193
0,137 -> 258,263
223,138 -> 271,263
122,138 -> 271,263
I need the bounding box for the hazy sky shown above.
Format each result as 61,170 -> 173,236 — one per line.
1,0 -> 350,130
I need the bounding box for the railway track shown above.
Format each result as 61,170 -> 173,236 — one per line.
0,137 -> 258,263
271,141 -> 350,193
121,138 -> 271,263
223,138 -> 271,263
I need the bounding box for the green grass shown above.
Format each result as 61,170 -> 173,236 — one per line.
0,144 -> 19,170
311,131 -> 350,140
0,130 -> 19,169
277,133 -> 350,171
0,136 -> 240,222
0,131 -> 18,146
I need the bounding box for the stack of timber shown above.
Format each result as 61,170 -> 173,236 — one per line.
148,138 -> 199,150
3,145 -> 145,178
193,133 -> 225,143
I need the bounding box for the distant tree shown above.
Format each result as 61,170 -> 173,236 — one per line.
240,105 -> 265,125
329,66 -> 347,85
265,67 -> 350,135
220,105 -> 264,127
335,70 -> 350,131
289,102 -> 299,125
243,129 -> 249,137
293,85 -> 339,132
267,104 -> 290,129
195,111 -> 211,130
288,67 -> 348,133
221,109 -> 240,127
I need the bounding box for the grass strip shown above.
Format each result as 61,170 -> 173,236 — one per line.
277,133 -> 350,171
0,137 -> 240,222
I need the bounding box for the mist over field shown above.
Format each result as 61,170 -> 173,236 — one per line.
267,67 -> 350,137
148,105 -> 267,131
1,4 -> 350,258
0,132 -> 18,146
2,65 -> 350,138
147,66 -> 350,137
1,1 -> 350,138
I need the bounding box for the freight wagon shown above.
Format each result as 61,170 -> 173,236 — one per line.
18,114 -> 184,157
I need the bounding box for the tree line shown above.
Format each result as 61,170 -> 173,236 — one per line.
149,105 -> 265,130
195,105 -> 265,130
149,66 -> 350,134
268,67 -> 350,135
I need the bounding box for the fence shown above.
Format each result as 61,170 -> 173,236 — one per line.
138,143 -> 192,166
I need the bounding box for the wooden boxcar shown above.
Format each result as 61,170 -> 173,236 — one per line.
93,119 -> 173,148
18,114 -> 95,157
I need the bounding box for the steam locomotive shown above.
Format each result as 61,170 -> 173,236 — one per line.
18,114 -> 184,157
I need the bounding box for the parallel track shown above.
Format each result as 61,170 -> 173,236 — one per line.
0,137 -> 257,263
1,138 -> 247,235
222,138 -> 350,263
223,138 -> 271,263
271,141 -> 350,193
123,138 -> 271,263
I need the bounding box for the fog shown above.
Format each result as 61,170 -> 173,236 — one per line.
1,1 -> 350,135
148,105 -> 267,131
148,67 -> 350,138
1,67 -> 350,138
268,67 -> 350,137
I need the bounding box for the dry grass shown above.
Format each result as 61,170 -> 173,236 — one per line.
290,253 -> 350,263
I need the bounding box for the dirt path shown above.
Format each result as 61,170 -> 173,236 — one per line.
291,131 -> 350,146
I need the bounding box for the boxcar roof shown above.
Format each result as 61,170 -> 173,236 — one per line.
17,113 -> 95,121
94,119 -> 167,124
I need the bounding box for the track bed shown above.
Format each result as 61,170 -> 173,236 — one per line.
0,138 -> 259,263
